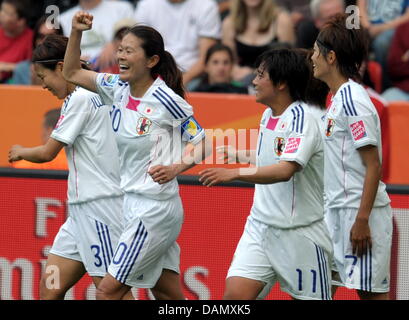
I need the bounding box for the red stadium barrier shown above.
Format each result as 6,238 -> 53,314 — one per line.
1,169 -> 409,300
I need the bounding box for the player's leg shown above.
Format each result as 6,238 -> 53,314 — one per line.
39,253 -> 86,300
95,273 -> 132,300
357,290 -> 389,300
223,276 -> 265,300
151,269 -> 185,300
223,217 -> 273,300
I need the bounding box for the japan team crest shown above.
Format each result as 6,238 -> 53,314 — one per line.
136,117 -> 152,135
326,118 -> 335,137
274,137 -> 285,156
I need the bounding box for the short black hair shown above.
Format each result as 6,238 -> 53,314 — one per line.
255,48 -> 312,102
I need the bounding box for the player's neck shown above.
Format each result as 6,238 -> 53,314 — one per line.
326,71 -> 349,96
129,77 -> 155,98
268,95 -> 293,117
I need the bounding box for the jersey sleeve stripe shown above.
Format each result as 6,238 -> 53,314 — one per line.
341,89 -> 351,116
152,92 -> 180,119
297,105 -> 304,133
347,86 -> 358,116
157,87 -> 188,118
291,106 -> 305,133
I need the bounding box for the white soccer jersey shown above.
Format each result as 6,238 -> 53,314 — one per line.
51,87 -> 122,204
323,79 -> 390,209
251,101 -> 325,228
95,74 -> 205,200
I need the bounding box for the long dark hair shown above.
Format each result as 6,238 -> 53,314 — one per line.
32,34 -> 90,71
125,25 -> 185,98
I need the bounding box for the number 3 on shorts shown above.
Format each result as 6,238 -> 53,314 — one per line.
90,245 -> 103,267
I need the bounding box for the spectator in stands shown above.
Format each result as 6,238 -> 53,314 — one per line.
382,20 -> 409,102
59,0 -> 134,67
358,0 -> 409,90
296,0 -> 345,49
276,0 -> 312,26
193,43 -> 248,94
9,15 -> 64,85
0,0 -> 33,83
10,108 -> 68,170
222,0 -> 295,87
134,0 -> 221,88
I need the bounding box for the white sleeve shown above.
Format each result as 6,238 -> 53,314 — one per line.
198,0 -> 221,39
346,101 -> 379,149
152,88 -> 194,127
280,115 -> 319,169
50,92 -> 92,145
95,73 -> 120,106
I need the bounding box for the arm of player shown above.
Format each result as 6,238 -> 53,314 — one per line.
216,145 -> 256,165
8,138 -> 65,163
198,160 -> 300,187
62,11 -> 98,93
350,145 -> 381,257
148,139 -> 210,184
149,138 -> 211,184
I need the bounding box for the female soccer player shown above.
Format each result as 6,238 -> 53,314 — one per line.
311,14 -> 392,300
8,34 -> 125,299
199,48 -> 333,300
62,11 -> 208,300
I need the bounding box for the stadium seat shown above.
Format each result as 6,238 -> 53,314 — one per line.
367,60 -> 383,94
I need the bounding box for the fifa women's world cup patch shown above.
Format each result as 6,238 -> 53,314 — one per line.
274,137 -> 285,156
350,120 -> 367,141
181,117 -> 203,141
136,117 -> 152,135
101,74 -> 119,87
326,118 -> 335,137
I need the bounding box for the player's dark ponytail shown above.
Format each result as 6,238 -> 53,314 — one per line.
126,25 -> 185,98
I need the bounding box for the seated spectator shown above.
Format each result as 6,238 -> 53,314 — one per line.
10,108 -> 68,170
358,0 -> 409,90
382,20 -> 409,102
134,0 -> 221,88
9,14 -> 64,85
296,0 -> 345,49
276,0 -> 312,26
222,0 -> 295,86
193,43 -> 248,94
0,0 -> 33,83
59,0 -> 134,64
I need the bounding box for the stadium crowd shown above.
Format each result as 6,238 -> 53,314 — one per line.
1,0 -> 408,101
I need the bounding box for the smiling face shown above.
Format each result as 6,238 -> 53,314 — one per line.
205,50 -> 233,84
117,33 -> 157,84
252,64 -> 277,105
311,42 -> 331,81
34,63 -> 69,99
